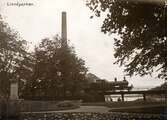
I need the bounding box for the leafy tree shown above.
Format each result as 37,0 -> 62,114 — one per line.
59,45 -> 88,98
21,36 -> 62,99
18,53 -> 35,98
23,36 -> 88,100
86,0 -> 167,79
0,15 -> 28,97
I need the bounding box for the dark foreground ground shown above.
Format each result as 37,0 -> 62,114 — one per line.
18,104 -> 167,120
1,106 -> 167,120
1,101 -> 167,120
19,112 -> 166,120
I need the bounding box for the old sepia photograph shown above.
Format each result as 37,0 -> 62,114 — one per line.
0,0 -> 167,119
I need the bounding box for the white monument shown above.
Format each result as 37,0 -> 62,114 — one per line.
10,79 -> 19,100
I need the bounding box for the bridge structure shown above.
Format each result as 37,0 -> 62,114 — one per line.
102,90 -> 167,102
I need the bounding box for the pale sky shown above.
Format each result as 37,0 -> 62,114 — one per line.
0,0 -> 164,88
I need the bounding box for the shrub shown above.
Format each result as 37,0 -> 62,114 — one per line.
0,98 -> 21,118
0,97 -> 7,117
56,100 -> 79,109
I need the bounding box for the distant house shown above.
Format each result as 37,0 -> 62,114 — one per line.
86,73 -> 133,92
86,73 -> 100,83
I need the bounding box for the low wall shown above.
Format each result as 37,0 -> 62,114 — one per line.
20,112 -> 166,120
20,100 -> 58,112
0,99 -> 20,117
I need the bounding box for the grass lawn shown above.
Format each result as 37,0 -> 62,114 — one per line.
82,101 -> 167,114
109,105 -> 167,114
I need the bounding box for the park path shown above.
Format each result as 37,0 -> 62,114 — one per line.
57,106 -> 110,113
22,106 -> 111,113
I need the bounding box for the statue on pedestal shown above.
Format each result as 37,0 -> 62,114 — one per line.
10,77 -> 19,100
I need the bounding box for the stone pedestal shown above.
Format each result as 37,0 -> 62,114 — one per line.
7,100 -> 20,117
5,79 -> 20,118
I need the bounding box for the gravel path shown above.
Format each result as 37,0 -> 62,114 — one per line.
22,106 -> 111,113
20,112 -> 166,120
57,106 -> 111,113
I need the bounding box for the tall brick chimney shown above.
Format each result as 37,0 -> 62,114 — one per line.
61,11 -> 67,47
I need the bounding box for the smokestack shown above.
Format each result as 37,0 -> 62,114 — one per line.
61,11 -> 67,47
